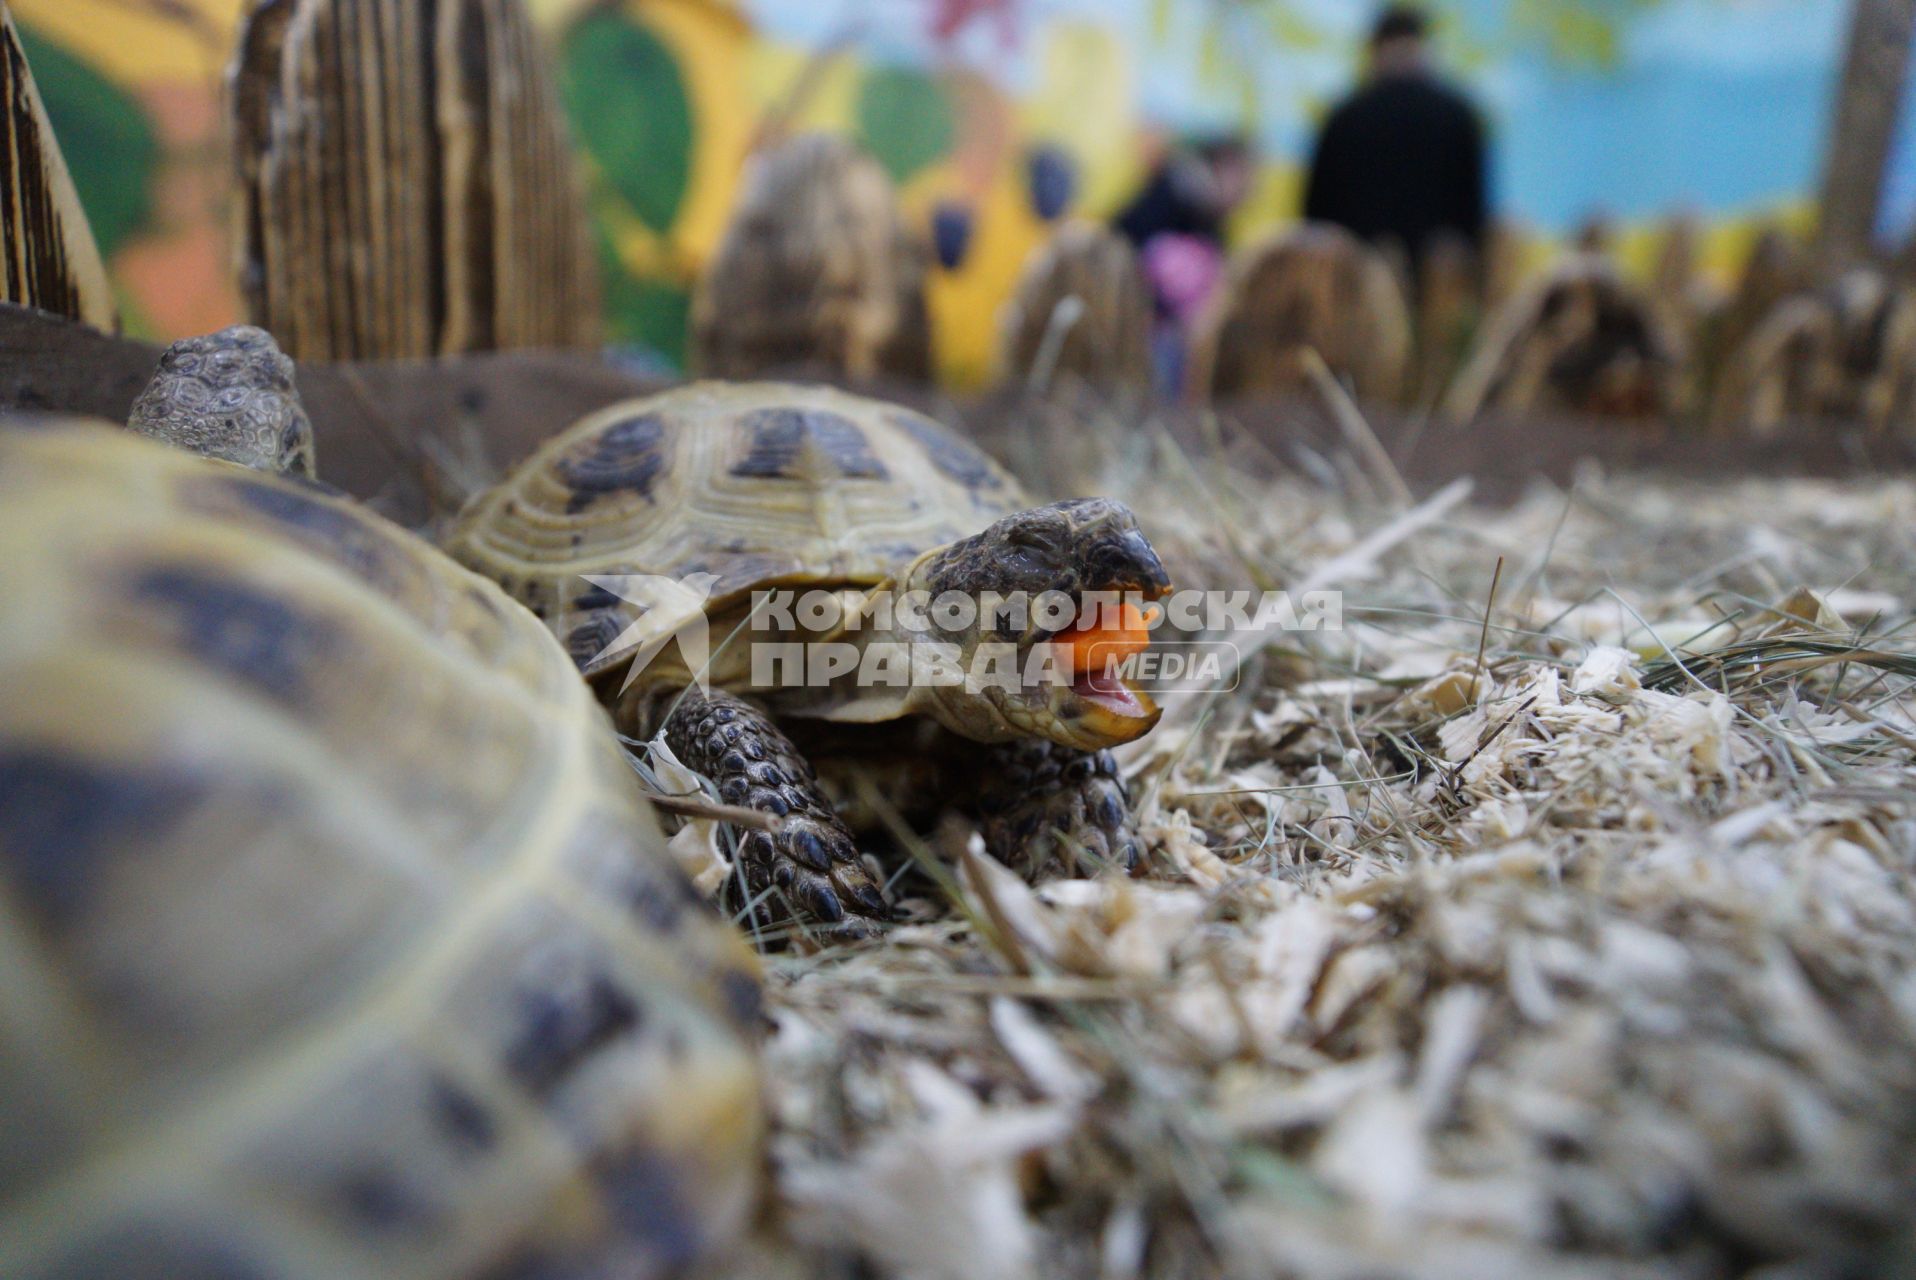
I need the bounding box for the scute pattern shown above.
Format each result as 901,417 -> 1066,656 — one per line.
0,423 -> 761,1280
445,381 -> 1026,674
126,328 -> 315,475
730,408 -> 889,482
554,414 -> 670,514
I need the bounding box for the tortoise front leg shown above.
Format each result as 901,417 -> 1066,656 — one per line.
639,687 -> 891,929
972,740 -> 1143,876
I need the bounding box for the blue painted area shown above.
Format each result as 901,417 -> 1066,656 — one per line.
1500,63 -> 1834,232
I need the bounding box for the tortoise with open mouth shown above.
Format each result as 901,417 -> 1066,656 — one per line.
445,382 -> 1171,929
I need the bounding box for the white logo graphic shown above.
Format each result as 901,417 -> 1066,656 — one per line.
580,572 -> 720,692
576,576 -> 1341,696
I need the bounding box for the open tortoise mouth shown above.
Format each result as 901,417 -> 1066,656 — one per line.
1034,579 -> 1171,747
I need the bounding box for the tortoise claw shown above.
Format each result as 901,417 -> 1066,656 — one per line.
738,818 -> 889,927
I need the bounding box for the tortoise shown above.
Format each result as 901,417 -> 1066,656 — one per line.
692,134 -> 932,383
0,359 -> 762,1277
1704,227 -> 1813,398
1409,231 -> 1482,408
1443,254 -> 1680,425
231,0 -> 600,359
1188,223 -> 1411,405
997,221 -> 1153,393
1708,268 -> 1916,437
443,382 -> 1172,929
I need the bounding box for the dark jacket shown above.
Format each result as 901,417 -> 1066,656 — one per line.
1114,157 -> 1228,249
1304,71 -> 1487,271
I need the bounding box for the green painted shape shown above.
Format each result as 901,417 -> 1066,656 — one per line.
560,10 -> 693,236
854,64 -> 954,184
15,23 -> 157,259
593,220 -> 689,370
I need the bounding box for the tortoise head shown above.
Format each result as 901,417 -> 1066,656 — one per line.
127,326 -> 316,477
901,498 -> 1170,751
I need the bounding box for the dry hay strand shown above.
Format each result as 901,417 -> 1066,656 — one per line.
714,410 -> 1916,1280
1189,223 -> 1411,407
693,134 -> 931,383
0,6 -> 116,331
230,0 -> 600,360
1709,268 -> 1916,438
1444,254 -> 1681,426
997,221 -> 1153,396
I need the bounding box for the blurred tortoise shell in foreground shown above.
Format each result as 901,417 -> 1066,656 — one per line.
1189,223 -> 1412,405
693,134 -> 931,383
231,0 -> 600,359
0,424 -> 760,1280
1444,254 -> 1681,425
997,221 -> 1153,394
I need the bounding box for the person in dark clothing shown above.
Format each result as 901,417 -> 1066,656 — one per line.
1115,134 -> 1251,251
1304,6 -> 1487,285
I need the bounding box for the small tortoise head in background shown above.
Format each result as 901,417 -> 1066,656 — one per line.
127,325 -> 315,476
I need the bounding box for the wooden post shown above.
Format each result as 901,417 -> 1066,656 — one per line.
1819,0 -> 1916,268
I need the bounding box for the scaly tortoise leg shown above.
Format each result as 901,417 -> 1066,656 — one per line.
652,688 -> 890,928
972,739 -> 1143,876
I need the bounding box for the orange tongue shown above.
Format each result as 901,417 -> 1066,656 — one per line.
1056,602 -> 1153,675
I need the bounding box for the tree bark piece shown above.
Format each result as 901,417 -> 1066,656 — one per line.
231,0 -> 600,360
0,3 -> 117,333
1819,0 -> 1916,269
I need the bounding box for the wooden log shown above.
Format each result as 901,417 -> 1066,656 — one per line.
1818,0 -> 1916,269
0,302 -> 646,522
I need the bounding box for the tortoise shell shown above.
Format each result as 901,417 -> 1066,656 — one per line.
1189,223 -> 1411,405
1444,255 -> 1679,425
1709,269 -> 1916,436
691,134 -> 931,382
444,382 -> 1026,675
0,423 -> 760,1280
998,221 -> 1153,393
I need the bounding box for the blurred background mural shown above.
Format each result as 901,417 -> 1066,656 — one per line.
10,0 -> 1847,386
